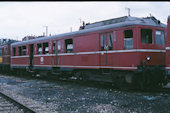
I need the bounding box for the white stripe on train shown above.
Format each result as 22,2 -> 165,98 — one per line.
10,64 -> 137,70
11,49 -> 166,58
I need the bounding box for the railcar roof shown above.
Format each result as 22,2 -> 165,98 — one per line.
0,40 -> 18,47
11,16 -> 166,46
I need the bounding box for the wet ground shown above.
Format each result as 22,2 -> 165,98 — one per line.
0,74 -> 170,113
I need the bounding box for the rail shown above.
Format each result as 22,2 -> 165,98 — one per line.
0,91 -> 37,113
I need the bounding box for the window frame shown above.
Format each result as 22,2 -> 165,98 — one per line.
0,49 -> 2,56
57,41 -> 61,53
100,34 -> 105,51
65,39 -> 73,53
22,46 -> 27,56
155,30 -> 165,45
37,43 -> 42,55
141,28 -> 153,44
53,41 -> 56,54
108,33 -> 113,50
124,29 -> 133,49
13,47 -> 16,56
42,42 -> 49,54
19,46 -> 22,56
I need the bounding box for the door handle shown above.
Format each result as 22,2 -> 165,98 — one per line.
104,45 -> 108,50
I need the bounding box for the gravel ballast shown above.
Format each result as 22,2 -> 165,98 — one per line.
0,74 -> 170,113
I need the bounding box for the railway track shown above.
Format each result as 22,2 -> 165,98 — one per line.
0,91 -> 36,113
0,90 -> 43,113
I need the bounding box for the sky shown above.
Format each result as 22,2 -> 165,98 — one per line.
0,1 -> 170,41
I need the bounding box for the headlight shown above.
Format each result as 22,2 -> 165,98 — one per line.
146,56 -> 151,61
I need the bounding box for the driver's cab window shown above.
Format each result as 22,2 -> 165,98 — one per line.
124,30 -> 133,49
155,30 -> 165,45
141,29 -> 152,44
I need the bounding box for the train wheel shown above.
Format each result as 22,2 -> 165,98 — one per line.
136,73 -> 146,90
73,71 -> 88,82
125,73 -> 133,84
124,73 -> 135,89
139,80 -> 144,90
115,75 -> 125,89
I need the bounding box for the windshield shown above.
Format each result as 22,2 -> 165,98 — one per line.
155,30 -> 165,45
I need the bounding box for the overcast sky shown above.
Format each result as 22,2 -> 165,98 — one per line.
0,2 -> 170,40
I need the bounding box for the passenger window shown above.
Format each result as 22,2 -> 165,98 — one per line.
58,41 -> 61,53
124,30 -> 133,49
43,42 -> 49,54
53,42 -> 55,54
4,48 -> 7,55
37,43 -> 42,54
13,47 -> 16,56
0,49 -> 2,56
155,30 -> 165,45
108,34 -> 113,50
100,35 -> 105,51
2,48 -> 4,56
65,39 -> 73,53
141,29 -> 152,44
19,47 -> 22,56
22,46 -> 26,55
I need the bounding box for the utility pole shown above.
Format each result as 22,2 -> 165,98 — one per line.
43,26 -> 48,36
150,13 -> 152,17
70,27 -> 72,32
79,18 -> 82,23
125,7 -> 130,16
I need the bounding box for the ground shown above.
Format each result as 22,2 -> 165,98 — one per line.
0,74 -> 170,113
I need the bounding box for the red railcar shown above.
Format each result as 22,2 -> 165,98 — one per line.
0,40 -> 17,72
10,16 -> 167,88
165,15 -> 170,80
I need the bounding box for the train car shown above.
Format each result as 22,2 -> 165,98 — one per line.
165,15 -> 170,81
10,15 -> 167,89
0,40 -> 17,73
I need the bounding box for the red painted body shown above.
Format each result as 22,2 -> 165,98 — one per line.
0,15 -> 165,88
166,16 -> 170,74
0,44 -> 11,65
11,25 -> 166,71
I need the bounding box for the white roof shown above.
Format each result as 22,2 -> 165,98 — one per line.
11,16 -> 166,47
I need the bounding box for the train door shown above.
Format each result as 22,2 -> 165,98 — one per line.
100,33 -> 113,66
100,33 -> 107,66
52,41 -> 56,66
56,40 -> 61,66
100,32 -> 113,66
29,44 -> 34,69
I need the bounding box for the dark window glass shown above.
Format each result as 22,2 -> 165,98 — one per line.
13,48 -> 16,56
43,42 -> 49,54
155,30 -> 165,45
100,35 -> 105,51
141,29 -> 152,44
65,39 -> 73,53
108,34 -> 113,50
53,42 -> 55,53
19,47 -> 22,56
22,46 -> 26,55
37,43 -> 42,54
0,50 -> 1,56
124,30 -> 133,49
58,41 -> 61,53
2,48 -> 4,56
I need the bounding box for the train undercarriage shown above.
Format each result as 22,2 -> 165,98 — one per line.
25,64 -> 169,90
0,64 -> 167,90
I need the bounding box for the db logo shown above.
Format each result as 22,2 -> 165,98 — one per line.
40,57 -> 44,64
